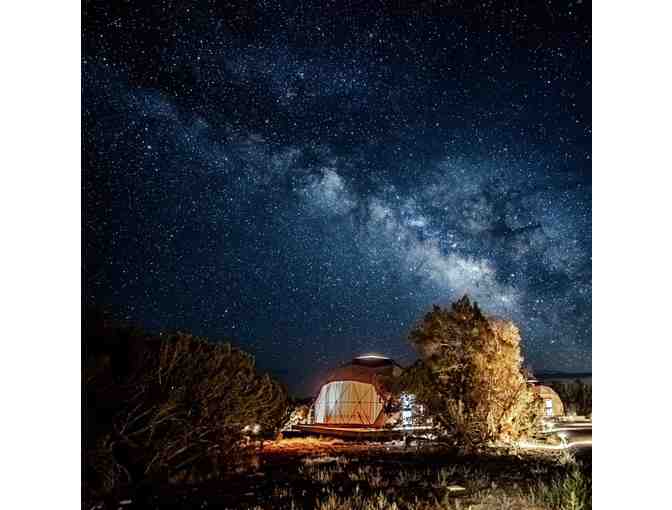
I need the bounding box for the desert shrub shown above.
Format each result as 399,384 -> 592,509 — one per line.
536,465 -> 591,510
84,313 -> 288,497
401,296 -> 542,451
550,381 -> 592,417
556,449 -> 578,467
281,402 -> 311,431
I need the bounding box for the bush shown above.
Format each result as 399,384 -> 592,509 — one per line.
550,381 -> 592,417
403,296 -> 542,451
84,312 -> 288,497
536,465 -> 592,510
281,402 -> 311,431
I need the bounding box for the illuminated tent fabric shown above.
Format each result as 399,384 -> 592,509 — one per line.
312,355 -> 402,427
314,381 -> 384,425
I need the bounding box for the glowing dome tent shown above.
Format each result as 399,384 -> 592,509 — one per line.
533,385 -> 565,417
526,375 -> 565,417
312,355 -> 403,427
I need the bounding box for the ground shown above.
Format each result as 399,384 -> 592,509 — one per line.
97,437 -> 591,510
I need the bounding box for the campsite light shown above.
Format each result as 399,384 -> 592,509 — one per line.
356,353 -> 388,360
242,424 -> 261,435
557,431 -> 568,447
400,393 -> 416,428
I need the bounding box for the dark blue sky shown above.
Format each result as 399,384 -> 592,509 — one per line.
84,0 -> 591,395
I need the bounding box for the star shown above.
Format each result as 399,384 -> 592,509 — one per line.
84,1 -> 591,395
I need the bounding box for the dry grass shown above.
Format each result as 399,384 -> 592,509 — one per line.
101,439 -> 590,510
302,455 -> 350,466
533,466 -> 591,510
268,467 -> 589,510
346,465 -> 387,488
239,443 -> 590,509
299,463 -> 345,483
257,460 -> 588,510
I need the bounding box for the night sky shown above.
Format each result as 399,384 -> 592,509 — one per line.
83,1 -> 591,396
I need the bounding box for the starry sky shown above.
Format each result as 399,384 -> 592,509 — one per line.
83,1 -> 591,396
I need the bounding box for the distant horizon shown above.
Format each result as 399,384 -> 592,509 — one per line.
85,301 -> 591,396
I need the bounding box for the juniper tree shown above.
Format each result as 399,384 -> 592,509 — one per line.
405,296 -> 541,450
550,380 -> 592,417
85,320 -> 288,496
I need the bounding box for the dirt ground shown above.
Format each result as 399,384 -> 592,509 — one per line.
96,437 -> 590,510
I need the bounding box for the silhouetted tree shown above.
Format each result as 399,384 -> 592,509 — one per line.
550,380 -> 592,417
84,316 -> 288,498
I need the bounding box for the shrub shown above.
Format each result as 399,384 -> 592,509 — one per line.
536,466 -> 592,510
84,313 -> 288,497
403,296 -> 543,451
281,402 -> 311,431
550,381 -> 592,417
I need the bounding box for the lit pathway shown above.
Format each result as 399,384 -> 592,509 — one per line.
519,419 -> 592,450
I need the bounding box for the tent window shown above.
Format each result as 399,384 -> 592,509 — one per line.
545,399 -> 554,417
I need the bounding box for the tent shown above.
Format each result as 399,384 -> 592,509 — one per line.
312,355 -> 403,427
533,384 -> 565,417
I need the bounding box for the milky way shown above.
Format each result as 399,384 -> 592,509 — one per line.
84,1 -> 591,395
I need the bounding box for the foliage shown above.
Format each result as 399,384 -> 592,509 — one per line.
535,465 -> 592,510
403,296 -> 542,450
281,402 -> 311,431
84,310 -> 288,497
306,460 -> 590,510
549,380 -> 592,417
121,437 -> 590,509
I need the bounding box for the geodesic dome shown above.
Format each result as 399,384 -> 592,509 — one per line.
533,385 -> 565,417
312,355 -> 402,427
